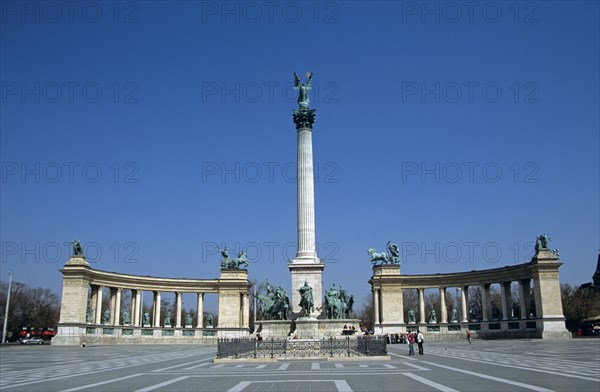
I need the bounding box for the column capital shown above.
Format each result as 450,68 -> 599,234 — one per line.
293,108 -> 316,129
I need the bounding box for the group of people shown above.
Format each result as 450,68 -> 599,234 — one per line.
383,330 -> 425,354
342,325 -> 357,335
406,330 -> 425,355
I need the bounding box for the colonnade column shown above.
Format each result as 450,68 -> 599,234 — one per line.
153,291 -> 162,327
175,292 -> 182,328
439,287 -> 447,323
95,286 -> 103,324
461,286 -> 468,322
418,288 -> 425,324
523,279 -> 533,317
109,288 -> 116,324
138,290 -> 144,326
373,289 -> 380,325
519,279 -> 529,320
132,290 -> 140,326
500,282 -> 510,320
89,286 -> 97,322
532,278 -> 541,318
113,288 -> 122,326
242,293 -> 249,328
196,293 -> 204,328
480,284 -> 489,322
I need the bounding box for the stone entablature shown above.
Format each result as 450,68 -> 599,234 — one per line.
371,262 -> 553,289
63,261 -> 223,293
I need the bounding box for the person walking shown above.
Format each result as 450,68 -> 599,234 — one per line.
417,330 -> 425,355
407,330 -> 415,355
466,330 -> 472,343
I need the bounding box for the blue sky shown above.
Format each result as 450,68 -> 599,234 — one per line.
1,1 -> 599,311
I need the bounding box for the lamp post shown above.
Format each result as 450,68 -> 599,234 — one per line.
253,285 -> 257,327
2,272 -> 13,344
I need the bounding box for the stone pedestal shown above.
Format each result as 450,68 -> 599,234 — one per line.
531,250 -> 571,339
289,262 -> 325,316
256,319 -> 361,340
370,264 -> 402,333
57,257 -> 91,325
217,268 -> 251,336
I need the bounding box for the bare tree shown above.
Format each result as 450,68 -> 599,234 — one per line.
356,294 -> 373,330
561,283 -> 600,330
0,281 -> 60,339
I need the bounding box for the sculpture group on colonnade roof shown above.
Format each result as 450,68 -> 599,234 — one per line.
72,240 -> 84,257
534,234 -> 560,257
368,241 -> 400,265
218,245 -> 250,269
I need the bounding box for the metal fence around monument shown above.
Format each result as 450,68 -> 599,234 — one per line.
216,336 -> 387,359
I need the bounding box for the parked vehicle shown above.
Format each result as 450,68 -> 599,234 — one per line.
20,337 -> 44,345
18,327 -> 55,340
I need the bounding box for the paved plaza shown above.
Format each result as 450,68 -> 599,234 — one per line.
0,340 -> 598,392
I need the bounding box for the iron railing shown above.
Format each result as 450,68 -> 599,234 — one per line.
216,336 -> 387,359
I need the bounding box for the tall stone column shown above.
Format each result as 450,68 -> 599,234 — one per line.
289,107 -> 324,316
500,282 -> 511,320
109,288 -> 116,324
519,279 -> 530,319
175,292 -> 182,328
196,293 -> 204,328
95,286 -> 103,324
242,293 -> 249,328
89,286 -> 97,321
153,291 -> 162,327
461,286 -> 469,322
132,290 -> 140,326
114,288 -> 122,326
439,287 -> 447,323
481,284 -> 490,322
373,289 -> 380,325
418,288 -> 426,324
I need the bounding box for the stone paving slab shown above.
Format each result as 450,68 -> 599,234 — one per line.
0,340 -> 598,391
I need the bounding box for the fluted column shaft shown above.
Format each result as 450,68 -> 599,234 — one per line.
133,290 -> 141,326
95,286 -> 103,324
418,288 -> 426,324
461,286 -> 469,322
153,291 -> 161,327
519,279 -> 530,319
373,290 -> 380,325
242,293 -> 249,328
175,292 -> 182,328
481,284 -> 490,322
500,282 -> 511,320
196,293 -> 204,328
296,126 -> 317,261
114,288 -> 122,326
440,287 -> 447,323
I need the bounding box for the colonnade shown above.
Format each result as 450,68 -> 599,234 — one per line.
369,249 -> 570,339
87,285 -> 216,328
53,256 -> 251,345
372,279 -> 535,325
